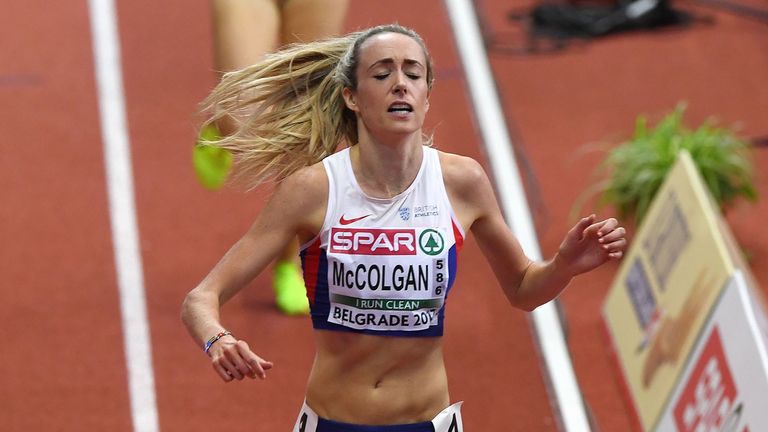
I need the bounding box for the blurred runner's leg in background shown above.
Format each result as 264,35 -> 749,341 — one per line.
199,0 -> 349,315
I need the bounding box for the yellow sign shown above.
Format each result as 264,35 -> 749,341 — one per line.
602,151 -> 736,431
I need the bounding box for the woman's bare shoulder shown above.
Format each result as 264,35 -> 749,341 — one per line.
437,150 -> 488,194
269,162 -> 329,236
269,162 -> 329,215
281,161 -> 328,193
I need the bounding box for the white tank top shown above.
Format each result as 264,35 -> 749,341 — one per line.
300,146 -> 464,337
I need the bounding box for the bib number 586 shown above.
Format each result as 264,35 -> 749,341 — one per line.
434,259 -> 445,295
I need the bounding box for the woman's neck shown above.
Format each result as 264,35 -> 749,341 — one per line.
350,132 -> 424,199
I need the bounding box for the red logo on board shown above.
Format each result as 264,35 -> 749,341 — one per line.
673,327 -> 739,432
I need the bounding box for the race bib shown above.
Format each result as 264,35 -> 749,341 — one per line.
326,226 -> 452,332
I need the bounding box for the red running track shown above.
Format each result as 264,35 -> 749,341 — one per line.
1,0 -> 766,431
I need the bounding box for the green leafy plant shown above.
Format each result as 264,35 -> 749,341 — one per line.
592,104 -> 757,224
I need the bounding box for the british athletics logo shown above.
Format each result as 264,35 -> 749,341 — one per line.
330,228 -> 417,255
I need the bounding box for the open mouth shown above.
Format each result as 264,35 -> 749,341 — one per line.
387,102 -> 413,113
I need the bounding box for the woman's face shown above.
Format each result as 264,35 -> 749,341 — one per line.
343,32 -> 430,141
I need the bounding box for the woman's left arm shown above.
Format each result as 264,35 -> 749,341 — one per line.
442,153 -> 627,311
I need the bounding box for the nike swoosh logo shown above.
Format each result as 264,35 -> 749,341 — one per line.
339,214 -> 372,225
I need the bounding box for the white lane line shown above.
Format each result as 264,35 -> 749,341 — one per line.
87,1 -> 160,431
443,0 -> 592,430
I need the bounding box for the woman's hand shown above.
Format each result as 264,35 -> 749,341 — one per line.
207,336 -> 274,382
556,214 -> 627,277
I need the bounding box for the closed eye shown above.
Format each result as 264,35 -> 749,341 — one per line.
373,73 -> 421,80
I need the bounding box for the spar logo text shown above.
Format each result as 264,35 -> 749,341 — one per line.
330,228 -> 417,255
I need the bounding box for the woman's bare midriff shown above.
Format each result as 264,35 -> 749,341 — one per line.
304,330 -> 450,425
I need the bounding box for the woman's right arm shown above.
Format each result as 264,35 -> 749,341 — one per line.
181,163 -> 328,382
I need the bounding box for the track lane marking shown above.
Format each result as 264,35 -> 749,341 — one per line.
87,1 -> 160,430
443,1 -> 592,430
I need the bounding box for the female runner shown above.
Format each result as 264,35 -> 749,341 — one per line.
182,24 -> 627,431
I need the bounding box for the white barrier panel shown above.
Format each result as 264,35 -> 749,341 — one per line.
655,271 -> 768,432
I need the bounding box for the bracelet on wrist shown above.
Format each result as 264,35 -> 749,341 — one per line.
203,330 -> 232,354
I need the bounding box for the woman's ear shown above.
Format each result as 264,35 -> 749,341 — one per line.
342,87 -> 358,112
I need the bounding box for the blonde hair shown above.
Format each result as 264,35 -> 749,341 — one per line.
199,24 -> 434,189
